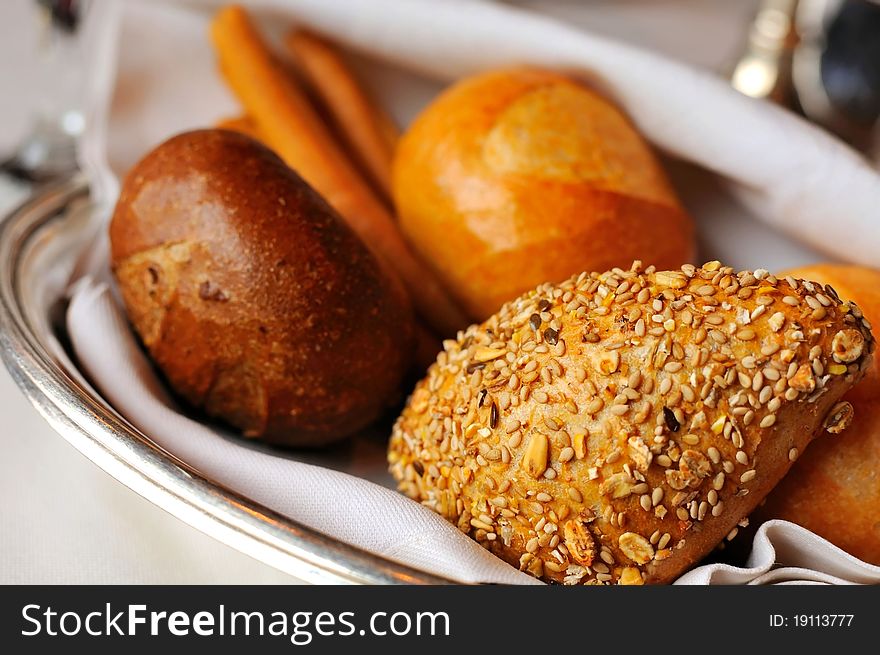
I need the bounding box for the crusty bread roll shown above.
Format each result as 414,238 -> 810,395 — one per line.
757,264 -> 880,565
110,129 -> 414,446
392,68 -> 694,321
389,261 -> 874,584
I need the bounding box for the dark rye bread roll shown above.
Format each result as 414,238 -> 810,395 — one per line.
389,261 -> 874,584
110,129 -> 414,446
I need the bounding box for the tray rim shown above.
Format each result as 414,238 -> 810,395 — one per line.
0,176 -> 455,585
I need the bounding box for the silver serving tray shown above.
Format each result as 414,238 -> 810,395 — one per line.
0,177 -> 452,585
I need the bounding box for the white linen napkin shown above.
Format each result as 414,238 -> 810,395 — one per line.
67,279 -> 538,584
66,0 -> 880,584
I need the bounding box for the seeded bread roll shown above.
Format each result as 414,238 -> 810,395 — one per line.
757,264 -> 880,565
389,261 -> 874,584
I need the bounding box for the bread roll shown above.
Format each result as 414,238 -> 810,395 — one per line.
757,264 -> 880,565
392,69 -> 694,321
389,261 -> 873,583
110,129 -> 414,446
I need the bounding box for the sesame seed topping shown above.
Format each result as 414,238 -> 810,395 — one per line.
389,262 -> 874,584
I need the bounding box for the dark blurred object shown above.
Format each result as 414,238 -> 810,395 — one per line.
794,0 -> 880,153
37,0 -> 81,33
733,0 -> 880,157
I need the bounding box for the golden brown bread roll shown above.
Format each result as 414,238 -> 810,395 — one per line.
110,129 -> 414,446
392,68 -> 695,321
389,261 -> 874,584
757,264 -> 880,565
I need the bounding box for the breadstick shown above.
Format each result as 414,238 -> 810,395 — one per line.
210,6 -> 467,336
216,115 -> 264,141
284,29 -> 398,201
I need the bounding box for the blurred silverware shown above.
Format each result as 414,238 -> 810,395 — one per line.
731,0 -> 800,104
733,0 -> 880,157
0,0 -> 87,185
793,0 -> 880,155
